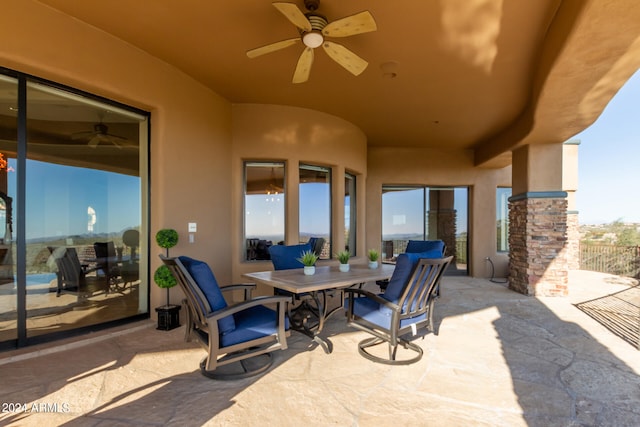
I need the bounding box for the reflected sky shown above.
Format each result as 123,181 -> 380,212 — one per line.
8,159 -> 140,240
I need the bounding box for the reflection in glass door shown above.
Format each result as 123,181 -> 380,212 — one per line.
382,186 -> 468,274
24,81 -> 148,341
0,74 -> 18,345
0,68 -> 149,349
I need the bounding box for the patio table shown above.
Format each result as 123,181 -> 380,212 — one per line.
243,263 -> 395,353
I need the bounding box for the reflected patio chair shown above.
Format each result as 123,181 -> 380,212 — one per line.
50,247 -> 110,300
93,241 -> 122,292
161,255 -> 290,380
345,254 -> 452,365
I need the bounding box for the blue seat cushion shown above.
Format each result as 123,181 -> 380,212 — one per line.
405,240 -> 445,255
179,256 -> 235,334
346,296 -> 427,330
219,305 -> 290,347
383,251 -> 442,302
269,243 -> 312,270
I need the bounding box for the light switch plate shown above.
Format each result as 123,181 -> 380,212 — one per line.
188,222 -> 197,232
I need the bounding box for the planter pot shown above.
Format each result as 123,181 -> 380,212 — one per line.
156,304 -> 181,331
303,266 -> 316,275
368,261 -> 379,269
339,263 -> 350,272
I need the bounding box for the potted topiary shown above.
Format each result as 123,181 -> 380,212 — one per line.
336,250 -> 350,272
297,249 -> 319,275
367,249 -> 380,269
154,228 -> 180,330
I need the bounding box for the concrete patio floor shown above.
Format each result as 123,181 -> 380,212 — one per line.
1,270 -> 639,426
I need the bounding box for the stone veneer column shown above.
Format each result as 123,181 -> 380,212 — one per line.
428,208 -> 457,262
508,193 -> 569,296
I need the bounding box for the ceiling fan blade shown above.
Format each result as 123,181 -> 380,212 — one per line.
71,131 -> 93,140
322,41 -> 368,76
292,47 -> 314,84
273,2 -> 311,31
322,11 -> 377,37
247,38 -> 300,58
88,135 -> 101,148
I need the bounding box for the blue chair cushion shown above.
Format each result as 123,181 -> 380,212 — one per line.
405,240 -> 445,255
220,305 -> 290,347
269,243 -> 312,270
383,251 -> 442,302
179,256 -> 235,334
347,296 -> 427,330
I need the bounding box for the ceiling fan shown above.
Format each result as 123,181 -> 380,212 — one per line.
71,121 -> 129,148
247,0 -> 377,83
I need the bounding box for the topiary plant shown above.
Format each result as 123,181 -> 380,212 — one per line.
154,228 -> 179,306
156,228 -> 178,254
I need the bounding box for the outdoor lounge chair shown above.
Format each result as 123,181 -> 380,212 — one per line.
160,255 -> 290,380
345,254 -> 452,365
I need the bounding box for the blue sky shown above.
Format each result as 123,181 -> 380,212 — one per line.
573,69 -> 640,225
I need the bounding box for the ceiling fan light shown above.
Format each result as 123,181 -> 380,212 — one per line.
302,31 -> 324,48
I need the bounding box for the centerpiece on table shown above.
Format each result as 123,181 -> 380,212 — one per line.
297,250 -> 319,275
367,249 -> 379,269
336,250 -> 350,272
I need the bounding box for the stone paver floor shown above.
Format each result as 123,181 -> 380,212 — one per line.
1,270 -> 639,426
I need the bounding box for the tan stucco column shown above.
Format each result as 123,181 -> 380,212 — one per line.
563,141 -> 580,271
509,143 -> 569,296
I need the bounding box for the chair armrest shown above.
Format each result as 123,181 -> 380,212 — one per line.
220,283 -> 256,301
220,283 -> 256,293
344,288 -> 400,312
206,295 -> 290,322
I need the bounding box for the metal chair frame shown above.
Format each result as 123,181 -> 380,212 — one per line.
161,255 -> 290,380
345,256 -> 452,365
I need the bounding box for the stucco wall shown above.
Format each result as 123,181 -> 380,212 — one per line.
1,0 -> 233,312
231,104 -> 368,289
368,146 -> 512,277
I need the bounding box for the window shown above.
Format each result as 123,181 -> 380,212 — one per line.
344,173 -> 356,256
497,187 -> 511,252
382,186 -> 468,274
299,164 -> 330,259
244,162 -> 285,261
0,69 -> 149,348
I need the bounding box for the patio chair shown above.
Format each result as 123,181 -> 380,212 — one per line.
378,241 -> 446,292
160,255 -> 290,380
307,237 -> 325,257
268,243 -> 324,330
406,239 -> 446,255
406,240 -> 447,297
345,254 -> 452,365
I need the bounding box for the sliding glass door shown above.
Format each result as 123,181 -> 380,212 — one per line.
382,186 -> 468,274
0,69 -> 149,348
